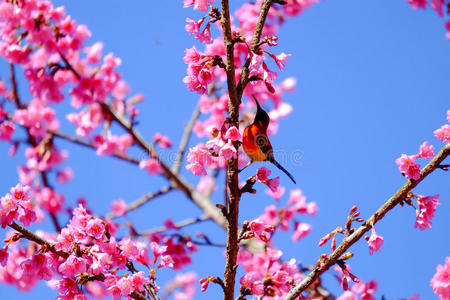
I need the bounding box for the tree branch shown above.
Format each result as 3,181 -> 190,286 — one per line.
8,222 -> 69,258
140,214 -> 210,235
171,103 -> 201,174
236,0 -> 274,100
105,186 -> 175,219
220,0 -> 242,299
284,143 -> 450,300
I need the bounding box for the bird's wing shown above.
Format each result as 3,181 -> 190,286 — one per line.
252,126 -> 273,158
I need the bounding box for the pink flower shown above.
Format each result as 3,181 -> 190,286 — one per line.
434,124 -> 450,143
266,176 -> 280,192
197,23 -> 213,44
110,199 -> 127,216
249,218 -> 274,242
117,276 -> 134,296
367,227 -> 383,255
417,141 -> 434,159
151,242 -> 167,262
292,222 -> 312,242
265,186 -> 285,201
139,158 -> 163,175
430,257 -> 450,300
268,52 -> 291,71
219,140 -> 237,160
153,132 -> 172,148
58,254 -> 87,276
56,168 -> 74,184
196,176 -> 214,193
415,194 -> 440,230
408,0 -> 427,9
36,187 -> 64,214
186,162 -> 207,176
256,167 -> 271,181
336,291 -> 358,300
0,121 -> 15,141
0,248 -> 8,267
430,0 -> 444,16
86,218 -> 105,239
186,144 -> 212,176
447,110 -> 450,123
351,280 -> 378,300
224,126 -> 241,142
158,255 -> 174,268
184,0 -> 215,11
395,154 -> 421,180
185,18 -> 202,35
131,271 -> 150,291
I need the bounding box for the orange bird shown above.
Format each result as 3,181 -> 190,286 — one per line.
241,96 -> 296,184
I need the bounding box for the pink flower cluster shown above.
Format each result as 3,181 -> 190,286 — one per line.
395,141 -> 435,180
168,272 -> 197,300
430,257 -> 450,300
93,133 -> 133,156
13,99 -> 59,138
414,194 -> 440,230
260,189 -> 317,242
0,184 -> 36,228
186,125 -> 240,176
408,0 -> 450,39
238,247 -> 303,297
242,218 -> 275,243
0,201 -> 179,298
183,46 -> 218,94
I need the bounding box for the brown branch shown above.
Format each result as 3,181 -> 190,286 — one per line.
140,214 -> 210,235
220,0 -> 242,299
8,222 -> 69,258
236,0 -> 274,100
50,130 -> 140,164
284,143 -> 450,300
105,186 -> 175,219
171,103 -> 201,174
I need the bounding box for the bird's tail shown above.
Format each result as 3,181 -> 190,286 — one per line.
269,158 -> 296,184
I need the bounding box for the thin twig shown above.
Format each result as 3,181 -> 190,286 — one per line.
50,130 -> 140,164
171,103 -> 201,174
140,214 -> 210,235
105,186 -> 175,219
284,143 -> 450,300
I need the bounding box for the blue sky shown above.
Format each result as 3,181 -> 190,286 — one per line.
0,0 -> 449,299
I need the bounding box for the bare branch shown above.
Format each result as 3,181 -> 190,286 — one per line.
284,143 -> 450,300
105,186 -> 175,219
140,214 -> 210,235
171,103 -> 201,174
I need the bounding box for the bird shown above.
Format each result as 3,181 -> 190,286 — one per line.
241,96 -> 296,184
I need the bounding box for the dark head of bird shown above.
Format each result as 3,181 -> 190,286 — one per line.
252,96 -> 270,130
